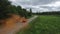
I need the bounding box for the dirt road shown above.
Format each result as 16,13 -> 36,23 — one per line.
0,16 -> 38,34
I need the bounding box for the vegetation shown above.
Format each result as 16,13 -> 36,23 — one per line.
33,11 -> 60,15
1,0 -> 60,34
29,8 -> 32,16
0,0 -> 32,20
17,15 -> 60,34
0,0 -> 11,19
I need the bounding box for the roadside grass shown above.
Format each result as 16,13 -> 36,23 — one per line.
17,15 -> 60,34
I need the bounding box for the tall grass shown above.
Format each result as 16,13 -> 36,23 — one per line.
17,15 -> 60,34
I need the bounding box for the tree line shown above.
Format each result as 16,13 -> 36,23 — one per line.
33,11 -> 60,15
0,0 -> 32,20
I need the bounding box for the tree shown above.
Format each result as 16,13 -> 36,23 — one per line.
29,8 -> 32,16
9,5 -> 19,14
0,0 -> 32,19
22,9 -> 28,18
16,6 -> 24,16
0,0 -> 11,19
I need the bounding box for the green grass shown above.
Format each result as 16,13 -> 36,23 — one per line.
17,15 -> 60,34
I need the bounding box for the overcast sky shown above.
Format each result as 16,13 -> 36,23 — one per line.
9,0 -> 60,12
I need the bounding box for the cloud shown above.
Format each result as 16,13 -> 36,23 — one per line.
9,0 -> 60,12
43,1 -> 60,7
9,0 -> 58,5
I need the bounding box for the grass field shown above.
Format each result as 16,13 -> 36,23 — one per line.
17,15 -> 60,34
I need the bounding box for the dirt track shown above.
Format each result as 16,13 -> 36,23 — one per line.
0,15 -> 38,34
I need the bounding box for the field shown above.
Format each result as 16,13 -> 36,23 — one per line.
17,15 -> 60,34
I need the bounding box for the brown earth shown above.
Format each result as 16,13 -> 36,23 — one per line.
0,14 -> 28,34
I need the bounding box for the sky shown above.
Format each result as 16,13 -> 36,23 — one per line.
9,0 -> 60,12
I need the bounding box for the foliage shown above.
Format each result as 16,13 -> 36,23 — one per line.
28,8 -> 32,16
0,0 -> 32,19
0,0 -> 11,19
33,11 -> 60,15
